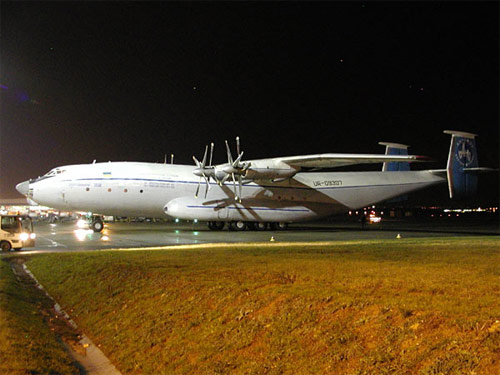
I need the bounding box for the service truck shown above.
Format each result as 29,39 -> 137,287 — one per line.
0,215 -> 36,251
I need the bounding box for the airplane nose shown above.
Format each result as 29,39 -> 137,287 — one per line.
16,180 -> 30,196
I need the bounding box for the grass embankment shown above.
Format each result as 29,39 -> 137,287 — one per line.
25,238 -> 500,375
0,258 -> 79,375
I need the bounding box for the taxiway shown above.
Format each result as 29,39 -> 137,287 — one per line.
8,218 -> 499,254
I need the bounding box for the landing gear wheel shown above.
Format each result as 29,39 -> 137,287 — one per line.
248,222 -> 267,231
208,221 -> 225,231
229,221 -> 247,231
91,217 -> 104,232
255,222 -> 268,231
270,222 -> 288,230
1,241 -> 12,252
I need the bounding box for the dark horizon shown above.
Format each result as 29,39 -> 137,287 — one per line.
1,2 -> 498,204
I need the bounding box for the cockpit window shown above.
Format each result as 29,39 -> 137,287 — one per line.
43,168 -> 66,176
32,168 -> 67,183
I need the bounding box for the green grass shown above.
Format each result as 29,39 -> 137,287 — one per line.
0,257 -> 79,375
21,237 -> 500,374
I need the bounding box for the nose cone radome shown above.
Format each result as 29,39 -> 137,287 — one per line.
16,180 -> 30,196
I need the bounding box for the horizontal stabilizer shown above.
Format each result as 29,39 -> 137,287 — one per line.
462,167 -> 497,173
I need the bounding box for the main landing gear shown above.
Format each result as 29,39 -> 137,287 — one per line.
207,221 -> 288,231
90,216 -> 104,232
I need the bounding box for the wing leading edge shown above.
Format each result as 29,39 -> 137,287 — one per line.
276,153 -> 429,169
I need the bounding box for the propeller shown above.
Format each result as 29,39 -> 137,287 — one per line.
220,137 -> 250,202
192,143 -> 215,198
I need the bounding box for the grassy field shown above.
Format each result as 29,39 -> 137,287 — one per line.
0,258 -> 79,375
10,237 -> 500,374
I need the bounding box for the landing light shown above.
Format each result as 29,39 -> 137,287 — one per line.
194,219 -> 198,224
20,232 -> 29,241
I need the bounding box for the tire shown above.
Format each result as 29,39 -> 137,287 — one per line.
208,221 -> 225,231
91,218 -> 104,232
214,221 -> 225,230
276,222 -> 288,230
229,221 -> 247,231
248,222 -> 268,231
1,241 -> 12,252
255,222 -> 268,231
270,222 -> 288,230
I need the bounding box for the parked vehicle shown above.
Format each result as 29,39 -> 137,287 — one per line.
0,215 -> 36,251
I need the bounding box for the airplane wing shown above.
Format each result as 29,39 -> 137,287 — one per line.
277,153 -> 429,169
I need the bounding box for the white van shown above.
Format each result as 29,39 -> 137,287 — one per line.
0,216 -> 36,252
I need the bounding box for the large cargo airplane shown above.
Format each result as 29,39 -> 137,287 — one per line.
16,130 -> 489,232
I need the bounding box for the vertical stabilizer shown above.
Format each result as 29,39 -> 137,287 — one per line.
379,142 -> 410,171
379,142 -> 410,203
443,130 -> 478,199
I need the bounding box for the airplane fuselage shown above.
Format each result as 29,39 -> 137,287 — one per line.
24,161 -> 445,222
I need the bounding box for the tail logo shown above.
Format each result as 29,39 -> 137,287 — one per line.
455,138 -> 475,166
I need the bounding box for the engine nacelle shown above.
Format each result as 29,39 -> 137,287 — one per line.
242,160 -> 299,181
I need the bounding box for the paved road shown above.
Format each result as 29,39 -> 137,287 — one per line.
6,217 -> 498,254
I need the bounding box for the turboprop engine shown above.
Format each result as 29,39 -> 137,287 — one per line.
240,160 -> 299,182
192,137 -> 301,202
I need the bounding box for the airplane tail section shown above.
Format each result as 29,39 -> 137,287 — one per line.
444,130 -> 479,199
379,142 -> 410,172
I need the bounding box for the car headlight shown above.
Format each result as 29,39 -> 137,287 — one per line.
20,232 -> 29,241
30,233 -> 36,240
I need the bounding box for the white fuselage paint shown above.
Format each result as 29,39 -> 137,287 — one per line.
26,161 -> 445,222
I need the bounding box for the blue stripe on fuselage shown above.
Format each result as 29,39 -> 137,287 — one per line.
59,177 -> 433,191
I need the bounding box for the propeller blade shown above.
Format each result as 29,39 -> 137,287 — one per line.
203,174 -> 210,198
236,136 -> 240,156
221,173 -> 230,184
209,142 -> 214,166
238,174 -> 242,202
195,178 -> 201,198
201,145 -> 208,168
225,140 -> 233,164
233,151 -> 244,167
192,156 -> 200,168
231,173 -> 237,200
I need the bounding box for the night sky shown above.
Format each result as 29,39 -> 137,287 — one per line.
1,2 -> 498,204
